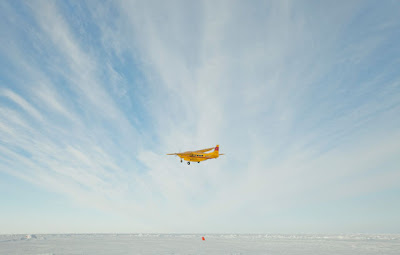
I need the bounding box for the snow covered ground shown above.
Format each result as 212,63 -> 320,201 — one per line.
1,233 -> 399,254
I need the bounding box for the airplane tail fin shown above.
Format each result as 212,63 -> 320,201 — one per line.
214,145 -> 219,156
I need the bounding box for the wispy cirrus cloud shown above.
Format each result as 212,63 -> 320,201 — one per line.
0,0 -> 399,233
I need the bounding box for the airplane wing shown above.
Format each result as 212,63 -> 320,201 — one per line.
166,151 -> 193,156
193,147 -> 215,153
167,147 -> 214,155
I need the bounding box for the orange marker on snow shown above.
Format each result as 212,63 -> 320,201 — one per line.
202,236 -> 205,241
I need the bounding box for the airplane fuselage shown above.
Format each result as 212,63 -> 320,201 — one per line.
180,151 -> 219,162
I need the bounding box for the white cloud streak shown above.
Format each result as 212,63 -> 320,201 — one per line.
0,0 -> 399,233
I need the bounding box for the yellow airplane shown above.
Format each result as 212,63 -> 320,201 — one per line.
167,145 -> 224,165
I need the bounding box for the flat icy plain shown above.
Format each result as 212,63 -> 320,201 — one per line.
1,233 -> 399,254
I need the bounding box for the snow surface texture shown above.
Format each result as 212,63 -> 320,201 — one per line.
0,234 -> 399,254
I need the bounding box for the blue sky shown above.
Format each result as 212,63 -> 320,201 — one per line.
0,0 -> 399,234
